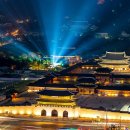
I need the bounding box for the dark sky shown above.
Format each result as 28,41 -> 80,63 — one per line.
0,0 -> 130,58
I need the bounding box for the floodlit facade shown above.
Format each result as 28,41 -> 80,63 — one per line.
0,89 -> 80,118
1,105 -> 130,121
1,87 -> 130,120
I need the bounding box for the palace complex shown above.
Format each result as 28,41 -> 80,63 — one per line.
1,51 -> 130,121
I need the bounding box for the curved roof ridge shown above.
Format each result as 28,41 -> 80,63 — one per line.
68,90 -> 75,95
106,51 -> 125,54
37,89 -> 75,96
40,89 -> 72,92
102,51 -> 128,60
78,77 -> 96,80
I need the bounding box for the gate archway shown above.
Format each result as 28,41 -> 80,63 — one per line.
63,111 -> 68,118
51,110 -> 58,117
41,109 -> 46,116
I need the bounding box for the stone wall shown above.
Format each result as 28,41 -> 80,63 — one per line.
0,105 -> 130,120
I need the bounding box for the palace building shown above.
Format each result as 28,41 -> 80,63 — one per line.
37,89 -> 76,107
0,88 -> 80,118
76,77 -> 97,95
99,52 -> 130,72
36,89 -> 79,118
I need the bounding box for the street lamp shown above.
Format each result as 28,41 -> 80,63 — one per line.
96,116 -> 100,127
105,108 -> 108,130
119,116 -> 121,130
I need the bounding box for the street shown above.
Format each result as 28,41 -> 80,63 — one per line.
0,116 -> 129,130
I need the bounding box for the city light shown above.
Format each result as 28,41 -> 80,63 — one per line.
0,0 -> 129,60
0,0 -> 130,129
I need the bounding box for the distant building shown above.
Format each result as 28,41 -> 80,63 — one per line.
95,33 -> 111,39
76,77 -> 97,95
99,52 -> 130,72
52,55 -> 82,66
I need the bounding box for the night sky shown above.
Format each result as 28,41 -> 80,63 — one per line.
0,0 -> 130,58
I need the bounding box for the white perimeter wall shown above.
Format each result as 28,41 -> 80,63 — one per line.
0,105 -> 130,120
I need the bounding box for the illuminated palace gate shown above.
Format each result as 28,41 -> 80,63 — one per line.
37,89 -> 78,118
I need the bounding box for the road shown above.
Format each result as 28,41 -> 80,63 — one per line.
0,116 -> 129,130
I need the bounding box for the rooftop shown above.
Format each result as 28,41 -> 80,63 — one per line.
77,77 -> 96,83
28,73 -> 96,87
28,75 -> 54,86
77,95 -> 130,112
102,51 -> 128,60
111,74 -> 130,78
37,99 -> 75,103
95,67 -> 112,73
97,85 -> 130,91
37,89 -> 75,96
76,84 -> 97,88
41,83 -> 77,88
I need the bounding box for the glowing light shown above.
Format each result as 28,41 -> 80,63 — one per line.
107,93 -> 118,97
52,62 -> 61,67
12,110 -> 17,114
0,110 -> 2,113
65,77 -> 70,81
97,0 -> 105,5
11,29 -> 19,37
35,111 -> 41,116
19,110 -> 24,115
27,90 -> 32,93
124,94 -> 129,97
16,19 -> 24,24
26,110 -> 32,115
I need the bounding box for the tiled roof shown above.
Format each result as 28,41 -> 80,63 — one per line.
95,67 -> 112,73
97,85 -> 130,91
102,52 -> 127,60
28,75 -> 54,86
77,77 -> 96,83
37,89 -> 75,96
111,74 -> 130,78
42,83 -> 76,88
76,84 -> 96,88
